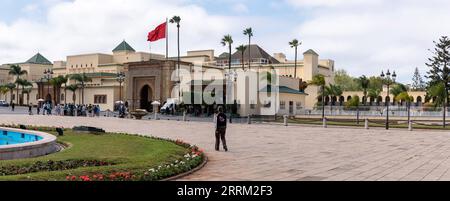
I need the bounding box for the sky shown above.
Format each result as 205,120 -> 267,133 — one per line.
1,0 -> 449,84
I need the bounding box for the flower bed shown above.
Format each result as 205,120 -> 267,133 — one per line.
0,125 -> 206,181
0,160 -> 113,176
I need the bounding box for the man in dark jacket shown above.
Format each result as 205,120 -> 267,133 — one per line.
215,106 -> 228,152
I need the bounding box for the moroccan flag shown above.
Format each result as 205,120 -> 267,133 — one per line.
147,22 -> 167,42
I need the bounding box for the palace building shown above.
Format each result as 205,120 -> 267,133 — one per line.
0,40 -> 336,116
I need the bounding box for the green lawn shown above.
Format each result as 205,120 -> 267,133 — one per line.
0,129 -> 199,181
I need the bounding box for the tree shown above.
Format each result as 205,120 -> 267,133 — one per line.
66,84 -> 78,104
308,74 -> 326,119
426,36 -> 450,128
368,76 -> 384,91
8,65 -> 27,105
15,78 -> 32,105
427,82 -> 446,108
412,67 -> 426,91
334,69 -> 360,91
236,45 -> 247,71
0,85 -> 9,101
243,27 -> 253,70
390,83 -> 408,102
289,39 -> 301,78
396,91 -> 413,123
70,73 -> 92,104
50,76 -> 66,105
170,16 -> 181,99
22,87 -> 32,105
368,88 -> 381,104
61,75 -> 69,104
221,35 -> 233,71
358,75 -> 370,105
345,95 -> 360,109
324,84 -> 343,110
5,83 -> 16,104
299,79 -> 308,92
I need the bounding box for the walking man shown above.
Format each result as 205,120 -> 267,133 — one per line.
215,106 -> 228,152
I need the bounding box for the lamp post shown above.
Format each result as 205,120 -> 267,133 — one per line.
380,69 -> 396,130
116,72 -> 125,103
224,70 -> 237,123
43,69 -> 53,103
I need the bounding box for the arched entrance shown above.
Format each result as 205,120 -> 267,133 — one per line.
140,85 -> 153,112
46,94 -> 52,106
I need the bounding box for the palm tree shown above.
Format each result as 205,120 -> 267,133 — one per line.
66,84 -> 78,104
61,75 -> 69,104
70,73 -> 92,104
243,28 -> 253,70
358,75 -> 370,105
427,82 -> 447,128
289,39 -> 301,78
299,79 -> 308,92
221,35 -> 234,71
390,84 -> 407,104
22,87 -> 32,105
368,88 -> 381,105
50,76 -> 66,105
396,91 -> 413,123
236,45 -> 247,71
15,79 -> 32,105
324,84 -> 343,112
170,16 -> 181,99
8,65 -> 27,105
308,74 -> 326,119
5,83 -> 15,104
0,85 -> 9,101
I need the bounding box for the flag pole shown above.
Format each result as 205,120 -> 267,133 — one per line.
166,17 -> 169,61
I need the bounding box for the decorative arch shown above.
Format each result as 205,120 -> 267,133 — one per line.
416,96 -> 423,106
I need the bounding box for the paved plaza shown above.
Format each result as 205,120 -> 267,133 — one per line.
1,114 -> 450,181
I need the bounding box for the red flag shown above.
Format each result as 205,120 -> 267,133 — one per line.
147,22 -> 166,42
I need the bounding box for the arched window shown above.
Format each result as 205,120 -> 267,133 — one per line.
347,96 -> 352,102
417,96 -> 422,106
385,96 -> 390,106
377,96 -> 383,106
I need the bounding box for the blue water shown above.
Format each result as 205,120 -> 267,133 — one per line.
0,130 -> 43,146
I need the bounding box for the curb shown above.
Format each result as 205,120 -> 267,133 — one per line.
161,154 -> 209,181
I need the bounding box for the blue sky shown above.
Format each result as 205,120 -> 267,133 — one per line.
1,0 -> 450,83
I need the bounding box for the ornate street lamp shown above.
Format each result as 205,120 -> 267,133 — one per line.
116,72 -> 125,103
380,69 -> 397,130
43,69 -> 53,103
224,70 -> 237,123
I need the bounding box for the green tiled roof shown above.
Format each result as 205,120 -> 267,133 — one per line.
260,85 -> 307,95
26,53 -> 52,65
113,41 -> 135,52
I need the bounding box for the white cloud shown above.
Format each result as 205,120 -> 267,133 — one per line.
0,0 -> 242,64
287,0 -> 450,83
232,3 -> 249,13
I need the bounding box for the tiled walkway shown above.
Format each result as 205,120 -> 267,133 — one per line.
1,115 -> 450,181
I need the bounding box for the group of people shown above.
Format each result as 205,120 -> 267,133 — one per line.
31,102 -> 101,117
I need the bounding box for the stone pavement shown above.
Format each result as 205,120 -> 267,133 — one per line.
1,114 -> 450,181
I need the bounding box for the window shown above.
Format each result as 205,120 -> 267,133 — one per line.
280,101 -> 286,110
61,94 -> 65,101
94,95 -> 107,104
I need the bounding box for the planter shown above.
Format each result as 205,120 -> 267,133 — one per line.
131,109 -> 148,120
